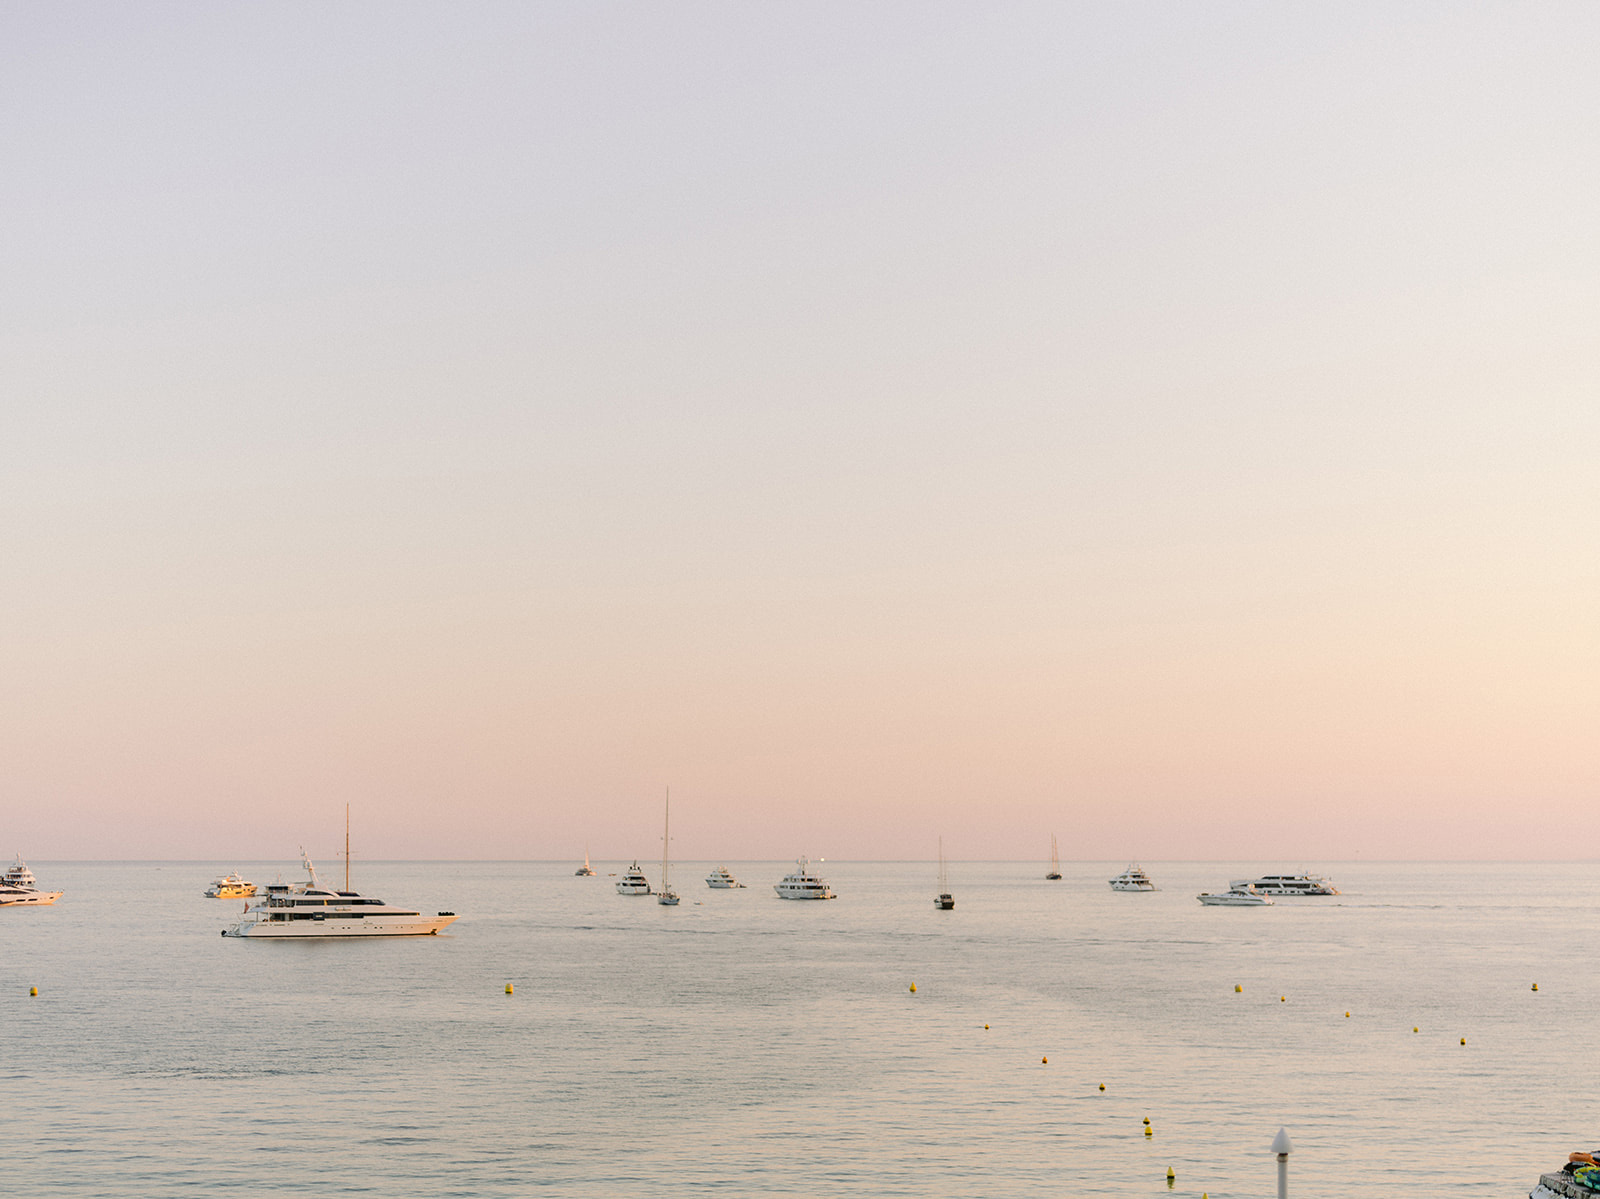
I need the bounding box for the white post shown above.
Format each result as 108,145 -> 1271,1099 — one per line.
1271,1127 -> 1293,1199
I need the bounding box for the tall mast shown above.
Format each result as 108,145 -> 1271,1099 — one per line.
345,803 -> 350,892
661,787 -> 670,892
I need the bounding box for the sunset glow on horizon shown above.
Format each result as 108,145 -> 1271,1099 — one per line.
4,2 -> 1596,861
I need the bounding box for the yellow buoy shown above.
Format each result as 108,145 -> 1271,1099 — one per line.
1345,1011 -> 1351,1018
1144,1125 -> 1153,1137
1280,996 -> 1286,1003
29,987 -> 38,997
1142,1117 -> 1150,1125
984,1023 -> 989,1030
909,983 -> 917,993
1098,1083 -> 1105,1091
1532,983 -> 1539,991
1460,1037 -> 1466,1045
1041,1056 -> 1048,1064
505,983 -> 513,994
1234,984 -> 1242,992
1167,1166 -> 1176,1185
1413,1026 -> 1419,1033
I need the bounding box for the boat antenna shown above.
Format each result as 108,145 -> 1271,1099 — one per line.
345,803 -> 351,892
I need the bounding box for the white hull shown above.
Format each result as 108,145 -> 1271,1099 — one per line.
616,860 -> 652,895
1229,874 -> 1339,896
226,913 -> 458,937
1110,881 -> 1156,891
0,889 -> 63,906
223,848 -> 456,938
1197,890 -> 1273,906
775,856 -> 834,899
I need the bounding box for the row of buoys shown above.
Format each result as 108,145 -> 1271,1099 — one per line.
1237,982 -> 1538,995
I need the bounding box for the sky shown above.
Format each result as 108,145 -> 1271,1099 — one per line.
2,2 -> 1597,862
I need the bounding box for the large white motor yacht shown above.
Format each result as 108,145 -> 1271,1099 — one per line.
0,856 -> 63,906
1197,885 -> 1274,906
1228,873 -> 1339,896
222,852 -> 457,937
1109,864 -> 1157,891
204,872 -> 258,898
705,866 -> 745,889
774,857 -> 835,900
4,855 -> 40,889
616,861 -> 652,895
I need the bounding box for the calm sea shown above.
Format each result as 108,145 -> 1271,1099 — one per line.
3,860 -> 1595,1197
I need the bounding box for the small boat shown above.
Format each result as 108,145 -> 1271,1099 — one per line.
222,849 -> 458,937
774,856 -> 835,900
1045,834 -> 1062,880
657,789 -> 679,906
1197,885 -> 1274,906
205,872 -> 258,898
1228,872 -> 1339,896
616,861 -> 652,895
934,838 -> 954,910
1109,864 -> 1157,892
705,866 -> 744,888
0,856 -> 63,906
575,847 -> 596,877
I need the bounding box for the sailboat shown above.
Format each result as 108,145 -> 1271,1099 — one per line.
934,838 -> 954,910
575,846 -> 596,877
657,788 -> 679,906
1046,833 -> 1062,880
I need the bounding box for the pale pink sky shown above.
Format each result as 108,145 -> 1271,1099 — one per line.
3,3 -> 1596,860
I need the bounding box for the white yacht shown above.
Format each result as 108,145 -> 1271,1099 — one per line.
774,856 -> 835,900
705,866 -> 745,888
0,856 -> 63,906
204,872 -> 258,898
934,838 -> 954,910
657,790 -> 679,906
1109,864 -> 1157,891
1228,873 -> 1339,896
616,861 -> 652,895
4,855 -> 39,889
222,852 -> 457,937
1197,884 -> 1274,906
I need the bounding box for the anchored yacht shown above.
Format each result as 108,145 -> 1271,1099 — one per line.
774,857 -> 835,900
4,855 -> 40,889
616,861 -> 652,895
1228,873 -> 1339,896
705,866 -> 745,888
934,838 -> 954,910
1197,884 -> 1273,906
0,856 -> 62,906
1109,864 -> 1157,892
222,852 -> 457,937
204,872 -> 258,898
657,790 -> 679,907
